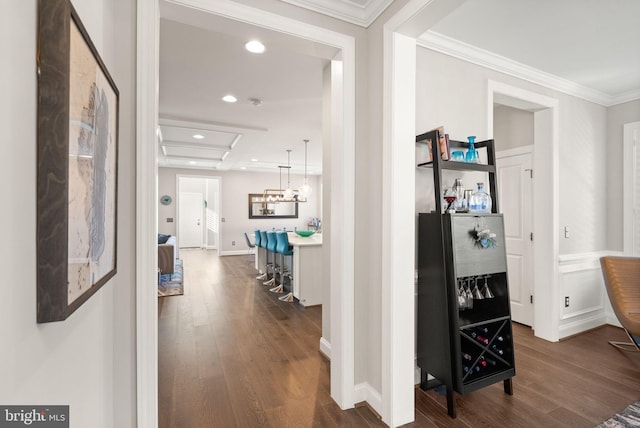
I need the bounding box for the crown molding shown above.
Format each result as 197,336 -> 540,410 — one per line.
418,31 -> 640,107
281,0 -> 393,27
609,89 -> 640,106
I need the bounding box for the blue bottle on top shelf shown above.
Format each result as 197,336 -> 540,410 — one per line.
465,135 -> 479,164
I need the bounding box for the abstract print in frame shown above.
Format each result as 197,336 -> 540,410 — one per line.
37,0 -> 119,323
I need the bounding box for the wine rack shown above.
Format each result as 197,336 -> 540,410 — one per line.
459,319 -> 514,390
416,129 -> 515,418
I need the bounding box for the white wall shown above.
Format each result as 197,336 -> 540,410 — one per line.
159,168 -> 322,254
206,178 -> 219,248
606,99 -> 640,251
415,46 -> 608,256
494,104 -> 534,151
0,1 -> 137,427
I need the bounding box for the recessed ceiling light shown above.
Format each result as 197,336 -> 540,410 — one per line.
222,94 -> 237,103
189,161 -> 196,165
240,166 -> 247,170
250,158 -> 258,162
245,40 -> 265,54
192,134 -> 204,139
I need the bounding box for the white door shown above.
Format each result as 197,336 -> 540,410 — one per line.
179,192 -> 203,248
497,150 -> 534,326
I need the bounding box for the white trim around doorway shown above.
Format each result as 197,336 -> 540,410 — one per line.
623,121 -> 640,255
136,1 -> 357,426
487,80 -> 560,342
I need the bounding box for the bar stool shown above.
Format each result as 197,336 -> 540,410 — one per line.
253,229 -> 262,279
269,232 -> 286,294
255,230 -> 268,280
274,231 -> 294,302
263,231 -> 278,286
243,232 -> 256,254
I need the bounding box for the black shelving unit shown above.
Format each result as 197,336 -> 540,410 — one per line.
416,129 -> 515,418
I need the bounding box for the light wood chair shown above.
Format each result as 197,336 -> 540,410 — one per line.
600,256 -> 640,351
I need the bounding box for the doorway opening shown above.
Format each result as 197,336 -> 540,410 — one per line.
136,1 -> 356,426
494,104 -> 534,326
623,121 -> 640,255
487,81 -> 560,341
177,175 -> 220,250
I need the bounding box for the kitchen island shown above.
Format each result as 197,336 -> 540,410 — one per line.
287,232 -> 323,307
254,231 -> 323,306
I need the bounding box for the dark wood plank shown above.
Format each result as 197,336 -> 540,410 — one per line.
159,249 -> 640,427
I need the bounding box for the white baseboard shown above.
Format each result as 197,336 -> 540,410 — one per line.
559,314 -> 607,339
607,317 -> 623,328
319,337 -> 331,359
413,357 -> 434,385
353,382 -> 383,417
414,363 -> 422,385
219,250 -> 253,256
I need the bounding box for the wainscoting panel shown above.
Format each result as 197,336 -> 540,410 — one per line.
557,251 -> 622,338
560,266 -> 604,320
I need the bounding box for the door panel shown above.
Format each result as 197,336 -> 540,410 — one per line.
497,151 -> 533,326
179,192 -> 203,248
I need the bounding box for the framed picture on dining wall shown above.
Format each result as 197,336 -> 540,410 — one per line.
37,0 -> 119,323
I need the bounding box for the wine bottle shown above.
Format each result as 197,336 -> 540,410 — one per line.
483,356 -> 497,366
478,356 -> 487,367
476,326 -> 489,334
491,344 -> 504,355
470,331 -> 489,345
462,352 -> 472,361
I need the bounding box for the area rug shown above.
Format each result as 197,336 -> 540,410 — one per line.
597,401 -> 640,427
158,259 -> 183,297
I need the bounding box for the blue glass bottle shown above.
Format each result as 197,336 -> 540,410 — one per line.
465,135 -> 479,164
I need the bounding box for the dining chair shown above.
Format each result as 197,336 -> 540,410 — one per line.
600,256 -> 640,351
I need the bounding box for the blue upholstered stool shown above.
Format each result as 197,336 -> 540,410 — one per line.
273,231 -> 294,302
263,231 -> 278,286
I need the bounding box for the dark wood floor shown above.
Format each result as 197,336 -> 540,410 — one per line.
159,249 -> 640,427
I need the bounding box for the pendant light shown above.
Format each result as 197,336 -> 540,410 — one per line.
283,149 -> 294,200
299,139 -> 312,198
262,149 -> 305,203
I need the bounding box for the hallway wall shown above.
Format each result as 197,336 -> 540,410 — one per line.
0,1 -> 138,426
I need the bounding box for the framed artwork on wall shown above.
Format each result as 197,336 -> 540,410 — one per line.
37,0 -> 119,323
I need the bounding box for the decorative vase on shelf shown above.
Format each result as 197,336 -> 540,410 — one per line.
469,182 -> 492,213
465,135 -> 479,164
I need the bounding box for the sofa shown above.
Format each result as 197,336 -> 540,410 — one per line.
158,234 -> 179,275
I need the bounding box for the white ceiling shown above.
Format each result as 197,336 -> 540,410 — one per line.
158,0 -> 640,172
425,0 -> 640,104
